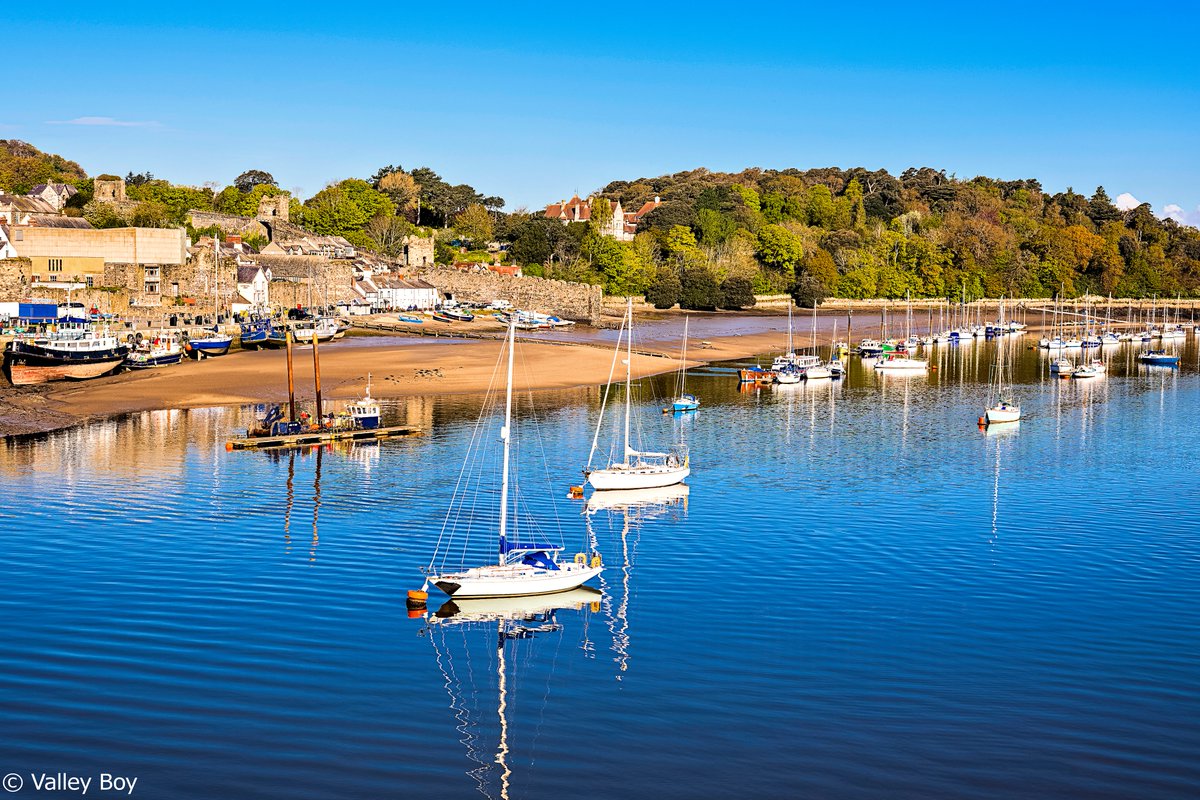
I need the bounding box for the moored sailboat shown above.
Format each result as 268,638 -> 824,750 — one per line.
670,316 -> 700,412
586,299 -> 690,491
422,316 -> 603,599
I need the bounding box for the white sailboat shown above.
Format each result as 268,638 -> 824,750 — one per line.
423,316 -> 603,599
773,301 -> 801,382
586,299 -> 690,491
984,334 -> 1021,424
804,306 -> 832,380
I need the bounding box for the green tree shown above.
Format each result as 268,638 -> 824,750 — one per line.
300,179 -> 394,237
680,267 -> 723,310
590,197 -> 613,234
756,224 -> 804,277
845,178 -> 867,228
807,185 -> 835,228
719,276 -> 756,309
791,273 -> 827,308
234,170 -> 275,192
83,200 -> 126,229
454,203 -> 494,248
696,209 -> 736,245
645,266 -> 682,309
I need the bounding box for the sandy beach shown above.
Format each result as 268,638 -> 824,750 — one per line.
0,304 -> 1065,438
0,323 -> 789,437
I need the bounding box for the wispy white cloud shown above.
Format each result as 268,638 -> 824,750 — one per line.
1161,203 -> 1200,228
1115,192 -> 1141,210
47,116 -> 160,128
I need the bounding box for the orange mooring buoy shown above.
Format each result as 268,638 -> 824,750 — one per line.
568,485 -> 584,499
406,589 -> 428,610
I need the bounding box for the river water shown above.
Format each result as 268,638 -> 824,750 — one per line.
1,336 -> 1198,799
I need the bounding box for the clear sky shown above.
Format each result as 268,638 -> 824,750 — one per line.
9,2 -> 1199,224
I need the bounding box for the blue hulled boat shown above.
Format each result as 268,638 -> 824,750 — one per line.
1138,350 -> 1180,366
187,328 -> 233,358
239,317 -> 273,350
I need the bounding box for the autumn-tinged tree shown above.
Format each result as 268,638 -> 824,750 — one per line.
378,170 -> 420,215
454,203 -> 494,248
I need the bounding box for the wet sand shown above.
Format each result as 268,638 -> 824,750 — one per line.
0,303 -> 1063,438
0,328 -> 788,438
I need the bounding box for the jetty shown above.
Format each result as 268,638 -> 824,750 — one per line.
225,423 -> 421,450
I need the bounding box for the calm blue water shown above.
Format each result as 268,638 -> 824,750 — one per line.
2,338 -> 1199,799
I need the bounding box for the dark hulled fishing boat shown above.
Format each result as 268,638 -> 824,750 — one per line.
3,323 -> 129,385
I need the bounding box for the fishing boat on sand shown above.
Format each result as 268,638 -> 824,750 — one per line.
2,323 -> 128,385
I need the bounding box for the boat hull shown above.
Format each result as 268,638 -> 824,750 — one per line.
125,351 -> 184,369
587,464 -> 690,491
4,355 -> 126,385
432,563 -> 603,599
985,406 -> 1021,424
188,338 -> 232,357
3,344 -> 128,385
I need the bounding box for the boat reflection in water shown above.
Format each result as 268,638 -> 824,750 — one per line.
267,441 -> 378,562
421,588 -> 602,800
585,484 -> 689,677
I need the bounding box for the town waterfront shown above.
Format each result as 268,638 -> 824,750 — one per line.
2,340 -> 1199,799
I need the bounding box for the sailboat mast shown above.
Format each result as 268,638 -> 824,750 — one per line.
623,297 -> 632,464
498,315 -> 516,556
679,315 -> 689,396
787,301 -> 793,354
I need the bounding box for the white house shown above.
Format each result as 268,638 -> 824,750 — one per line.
378,277 -> 438,310
235,265 -> 271,311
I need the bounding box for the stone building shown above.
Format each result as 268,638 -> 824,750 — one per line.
544,194 -> 646,241
257,194 -> 289,222
29,183 -> 78,212
401,234 -> 435,268
3,226 -> 187,295
93,177 -> 128,204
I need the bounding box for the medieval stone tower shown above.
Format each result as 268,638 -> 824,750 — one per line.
93,177 -> 127,203
256,194 -> 289,222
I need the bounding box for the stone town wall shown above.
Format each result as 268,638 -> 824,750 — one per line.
187,210 -> 270,239
256,255 -> 356,308
0,258 -> 30,301
417,266 -> 603,324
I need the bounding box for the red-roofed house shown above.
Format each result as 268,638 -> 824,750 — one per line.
543,195 -> 633,241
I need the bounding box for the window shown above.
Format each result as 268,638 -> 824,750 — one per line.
171,282 -> 179,297
49,258 -> 63,272
85,276 -> 94,288
13,230 -> 22,241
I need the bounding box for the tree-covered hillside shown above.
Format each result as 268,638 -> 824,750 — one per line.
497,167 -> 1200,306
0,140 -> 87,194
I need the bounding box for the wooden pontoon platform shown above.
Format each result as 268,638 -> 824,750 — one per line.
226,424 -> 422,450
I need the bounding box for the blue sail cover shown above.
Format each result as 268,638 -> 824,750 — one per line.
500,538 -> 563,569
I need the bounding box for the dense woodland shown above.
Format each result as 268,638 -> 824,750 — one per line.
5,140 -> 1200,306
514,167 -> 1200,308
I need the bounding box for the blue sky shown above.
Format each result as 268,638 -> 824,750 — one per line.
9,2 -> 1200,223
